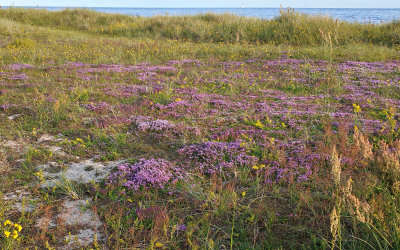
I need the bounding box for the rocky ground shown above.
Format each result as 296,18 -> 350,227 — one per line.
2,135 -> 110,248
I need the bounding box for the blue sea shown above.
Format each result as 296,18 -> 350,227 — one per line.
4,7 -> 400,23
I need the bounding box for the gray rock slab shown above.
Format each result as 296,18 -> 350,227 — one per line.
37,158 -> 124,187
65,229 -> 100,248
3,189 -> 38,213
38,134 -> 56,143
36,198 -> 104,248
59,199 -> 102,228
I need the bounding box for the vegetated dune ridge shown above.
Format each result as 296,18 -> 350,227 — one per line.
0,8 -> 399,249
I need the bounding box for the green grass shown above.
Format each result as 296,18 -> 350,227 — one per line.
1,8 -> 400,46
0,8 -> 399,65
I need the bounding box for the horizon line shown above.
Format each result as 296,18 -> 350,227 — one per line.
3,6 -> 400,9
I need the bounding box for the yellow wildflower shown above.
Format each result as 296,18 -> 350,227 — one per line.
353,103 -> 361,113
11,230 -> 18,239
209,239 -> 215,249
265,116 -> 272,124
155,242 -> 164,248
4,231 -> 10,238
254,119 -> 264,129
14,224 -> 22,232
175,98 -> 182,102
252,165 -> 259,170
4,220 -> 13,226
241,191 -> 246,197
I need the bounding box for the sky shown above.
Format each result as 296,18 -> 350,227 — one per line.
0,0 -> 399,8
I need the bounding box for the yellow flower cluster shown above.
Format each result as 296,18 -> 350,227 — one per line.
252,164 -> 266,170
62,137 -> 86,148
353,103 -> 361,113
155,242 -> 164,248
254,119 -> 264,129
1,220 -> 22,240
75,138 -> 86,148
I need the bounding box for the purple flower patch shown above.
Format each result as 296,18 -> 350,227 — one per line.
108,158 -> 183,191
178,141 -> 258,174
85,102 -> 110,113
8,73 -> 28,80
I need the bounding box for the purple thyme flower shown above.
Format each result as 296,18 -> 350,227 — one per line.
178,141 -> 258,174
108,158 -> 182,190
8,73 -> 28,80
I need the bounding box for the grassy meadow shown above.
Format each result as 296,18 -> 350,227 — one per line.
0,7 -> 400,249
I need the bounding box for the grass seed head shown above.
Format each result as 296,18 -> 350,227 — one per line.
331,147 -> 341,187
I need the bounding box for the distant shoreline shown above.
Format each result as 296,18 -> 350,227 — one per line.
2,7 -> 400,9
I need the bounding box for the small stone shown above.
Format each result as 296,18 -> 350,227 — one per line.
47,146 -> 66,157
38,134 -> 56,143
7,114 -> 21,120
